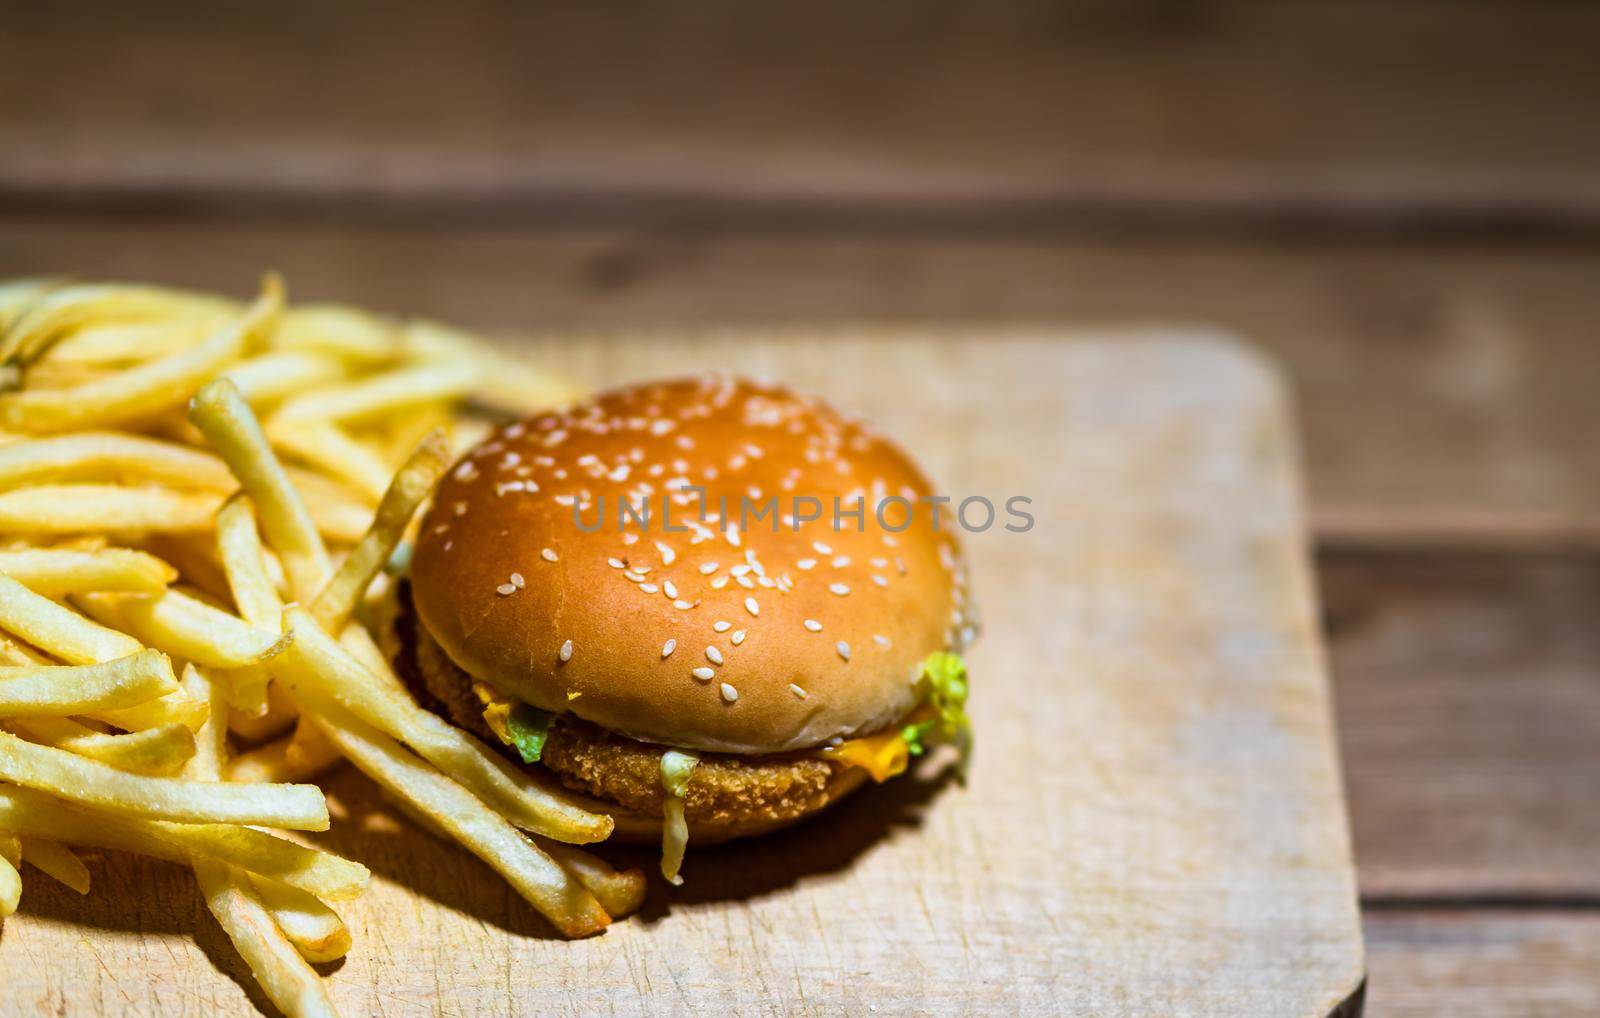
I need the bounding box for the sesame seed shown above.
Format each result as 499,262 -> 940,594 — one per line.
559,640 -> 573,662
700,562 -> 719,575
706,646 -> 724,665
656,542 -> 676,565
790,684 -> 808,699
720,682 -> 738,702
829,583 -> 851,596
622,532 -> 639,545
674,599 -> 693,610
731,630 -> 745,646
831,555 -> 851,568
710,576 -> 729,589
608,557 -> 625,569
624,570 -> 646,582
692,667 -> 715,681
872,575 -> 888,587
663,580 -> 678,599
510,572 -> 525,588
639,583 -> 659,594
874,634 -> 891,647
736,574 -> 755,589
541,548 -> 559,562
495,583 -> 517,596
813,541 -> 832,555
662,639 -> 677,658
836,641 -> 851,661
804,619 -> 823,632
796,558 -> 816,570
744,596 -> 760,616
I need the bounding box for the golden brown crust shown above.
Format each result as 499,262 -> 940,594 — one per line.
398,588 -> 869,843
409,375 -> 968,754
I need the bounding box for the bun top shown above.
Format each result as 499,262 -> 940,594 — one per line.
409,376 -> 969,754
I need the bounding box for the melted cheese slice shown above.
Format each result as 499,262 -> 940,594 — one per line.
810,705 -> 936,782
472,680 -> 515,746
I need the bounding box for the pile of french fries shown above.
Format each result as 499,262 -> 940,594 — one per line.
0,276 -> 644,1017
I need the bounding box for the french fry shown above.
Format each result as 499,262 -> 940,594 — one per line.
0,546 -> 177,595
184,662 -> 343,1015
194,860 -> 340,1018
248,874 -> 352,963
0,786 -> 367,900
309,703 -> 610,937
228,678 -> 298,742
87,685 -> 210,733
224,664 -> 272,718
190,379 -> 330,597
311,432 -> 449,632
533,836 -> 648,920
272,359 -> 483,427
267,417 -> 395,503
283,720 -> 342,780
5,717 -> 195,775
404,319 -> 581,414
227,727 -> 343,784
46,317 -> 221,364
299,479 -> 377,545
0,484 -> 224,535
0,282 -> 232,372
271,304 -> 398,364
221,350 -> 346,406
21,839 -> 90,894
0,277 -> 61,333
0,572 -> 143,663
0,846 -> 19,917
276,607 -> 612,844
0,650 -> 178,717
0,277 -> 283,433
0,271 -> 615,1009
0,729 -> 329,829
75,588 -> 289,669
0,432 -> 236,491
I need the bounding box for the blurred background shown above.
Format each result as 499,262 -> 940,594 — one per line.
2,2 -> 1596,1010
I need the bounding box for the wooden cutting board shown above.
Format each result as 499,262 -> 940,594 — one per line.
1,328 -> 1365,1016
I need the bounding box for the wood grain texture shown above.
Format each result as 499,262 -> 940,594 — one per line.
3,216 -> 1597,549
0,332 -> 1363,1015
1365,909 -> 1600,1017
1326,551 -> 1600,901
3,1 -> 1599,228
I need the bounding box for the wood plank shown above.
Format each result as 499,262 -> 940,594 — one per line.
2,215 -> 1597,547
3,1 -> 1599,226
1364,909 -> 1600,1016
0,331 -> 1364,1015
1326,550 -> 1600,900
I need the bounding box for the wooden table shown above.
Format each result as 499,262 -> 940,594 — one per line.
2,3 -> 1597,1012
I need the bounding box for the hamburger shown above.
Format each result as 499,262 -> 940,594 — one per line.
397,375 -> 974,882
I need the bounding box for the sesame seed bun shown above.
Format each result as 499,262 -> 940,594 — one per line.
409,376 -> 966,756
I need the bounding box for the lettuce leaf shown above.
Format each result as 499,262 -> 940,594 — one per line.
505,703 -> 552,764
901,651 -> 972,779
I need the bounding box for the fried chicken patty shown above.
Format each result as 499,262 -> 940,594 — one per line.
394,586 -> 868,842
